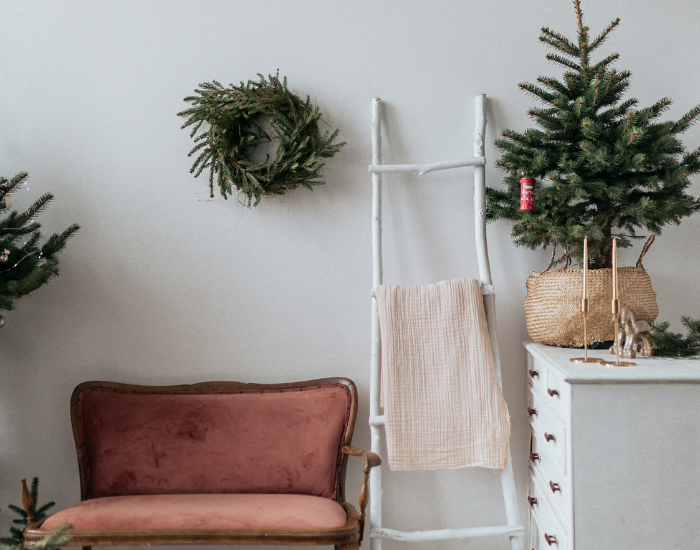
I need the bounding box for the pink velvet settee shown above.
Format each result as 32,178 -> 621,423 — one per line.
23,379 -> 379,549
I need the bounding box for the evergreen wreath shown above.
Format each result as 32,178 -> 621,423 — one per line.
179,73 -> 346,207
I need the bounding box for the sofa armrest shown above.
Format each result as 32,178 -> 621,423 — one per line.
342,445 -> 381,544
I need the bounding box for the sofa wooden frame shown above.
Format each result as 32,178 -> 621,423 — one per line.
22,378 -> 380,550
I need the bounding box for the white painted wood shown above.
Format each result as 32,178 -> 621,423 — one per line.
525,342 -> 700,550
473,94 -> 492,289
373,285 -> 493,297
368,96 -> 523,550
526,341 -> 700,384
368,415 -> 385,426
369,97 -> 383,550
369,157 -> 485,175
371,525 -> 524,542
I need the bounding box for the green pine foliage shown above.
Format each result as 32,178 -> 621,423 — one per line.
179,73 -> 346,207
0,173 -> 79,310
649,316 -> 700,357
486,0 -> 700,269
1,478 -> 55,545
0,525 -> 70,550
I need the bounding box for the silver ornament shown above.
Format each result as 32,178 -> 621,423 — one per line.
0,315 -> 5,328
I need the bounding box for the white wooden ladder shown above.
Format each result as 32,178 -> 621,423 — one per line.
367,95 -> 524,550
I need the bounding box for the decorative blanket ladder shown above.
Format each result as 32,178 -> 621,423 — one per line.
368,95 -> 524,550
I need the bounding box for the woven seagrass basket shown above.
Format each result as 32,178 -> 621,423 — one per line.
524,238 -> 658,347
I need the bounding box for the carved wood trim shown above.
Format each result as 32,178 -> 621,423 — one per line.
341,445 -> 381,543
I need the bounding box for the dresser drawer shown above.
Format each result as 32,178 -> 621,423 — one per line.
530,439 -> 572,523
544,365 -> 571,414
527,352 -> 546,395
528,388 -> 567,471
528,470 -> 570,550
529,352 -> 571,418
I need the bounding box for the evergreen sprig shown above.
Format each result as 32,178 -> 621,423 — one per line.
1,478 -> 55,545
649,316 -> 700,357
1,525 -> 70,550
0,173 -> 79,311
179,73 -> 346,207
486,0 -> 700,268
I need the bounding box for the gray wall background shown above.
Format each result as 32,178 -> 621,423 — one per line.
1,1 -> 699,549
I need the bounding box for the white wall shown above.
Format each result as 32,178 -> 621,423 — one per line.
1,1 -> 698,549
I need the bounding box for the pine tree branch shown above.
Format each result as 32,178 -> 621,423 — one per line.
539,27 -> 580,57
589,18 -> 621,51
545,53 -> 581,72
518,82 -> 557,105
673,104 -> 700,133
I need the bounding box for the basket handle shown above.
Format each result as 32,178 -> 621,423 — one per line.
636,234 -> 655,268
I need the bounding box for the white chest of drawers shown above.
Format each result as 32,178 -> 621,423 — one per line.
525,342 -> 700,550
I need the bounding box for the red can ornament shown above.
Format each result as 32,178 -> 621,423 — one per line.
520,177 -> 535,211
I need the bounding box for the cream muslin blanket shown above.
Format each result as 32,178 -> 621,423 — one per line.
376,278 -> 510,471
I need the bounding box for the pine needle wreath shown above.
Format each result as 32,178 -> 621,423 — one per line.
179,73 -> 346,207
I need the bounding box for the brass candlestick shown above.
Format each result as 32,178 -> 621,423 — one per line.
571,237 -> 602,364
602,238 -> 635,367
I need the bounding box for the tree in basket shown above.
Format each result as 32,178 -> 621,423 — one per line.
486,0 -> 700,269
0,172 -> 79,325
485,0 -> 700,346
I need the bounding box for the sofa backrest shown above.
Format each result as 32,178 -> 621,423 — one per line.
72,380 -> 355,500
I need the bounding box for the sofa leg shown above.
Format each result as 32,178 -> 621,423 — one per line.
82,546 -> 92,550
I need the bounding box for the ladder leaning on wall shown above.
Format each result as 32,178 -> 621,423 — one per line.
367,95 -> 524,550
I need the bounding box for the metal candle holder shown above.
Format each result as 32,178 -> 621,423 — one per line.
571,236 -> 603,364
602,238 -> 635,367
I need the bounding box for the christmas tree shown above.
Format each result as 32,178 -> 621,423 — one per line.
486,0 -> 700,269
0,172 -> 79,319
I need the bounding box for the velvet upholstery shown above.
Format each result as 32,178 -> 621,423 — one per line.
74,384 -> 351,499
40,494 -> 348,531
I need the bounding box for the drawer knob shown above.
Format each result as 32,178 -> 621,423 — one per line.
544,432 -> 556,442
530,452 -> 540,462
529,369 -> 540,378
527,407 -> 538,417
547,388 -> 560,397
527,496 -> 538,506
549,481 -> 561,493
544,533 -> 558,546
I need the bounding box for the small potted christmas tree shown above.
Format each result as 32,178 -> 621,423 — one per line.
486,0 -> 700,346
0,172 -> 79,326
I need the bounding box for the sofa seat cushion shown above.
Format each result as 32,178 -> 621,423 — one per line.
41,494 -> 348,532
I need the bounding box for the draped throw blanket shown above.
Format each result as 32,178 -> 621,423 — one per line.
376,278 -> 510,471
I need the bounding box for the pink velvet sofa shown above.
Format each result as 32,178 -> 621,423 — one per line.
23,379 -> 379,549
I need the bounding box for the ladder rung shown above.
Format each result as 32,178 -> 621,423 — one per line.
369,157 -> 486,176
371,284 -> 494,299
371,525 -> 523,542
369,415 -> 385,426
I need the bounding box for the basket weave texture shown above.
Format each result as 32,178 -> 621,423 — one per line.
524,267 -> 658,347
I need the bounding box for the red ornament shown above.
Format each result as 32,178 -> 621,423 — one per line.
520,177 -> 535,211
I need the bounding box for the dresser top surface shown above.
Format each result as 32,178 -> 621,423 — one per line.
524,341 -> 700,384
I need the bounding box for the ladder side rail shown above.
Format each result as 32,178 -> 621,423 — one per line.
369,97 -> 383,550
472,94 -> 524,550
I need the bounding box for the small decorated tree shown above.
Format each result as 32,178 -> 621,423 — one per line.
0,172 -> 79,319
486,0 -> 700,269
